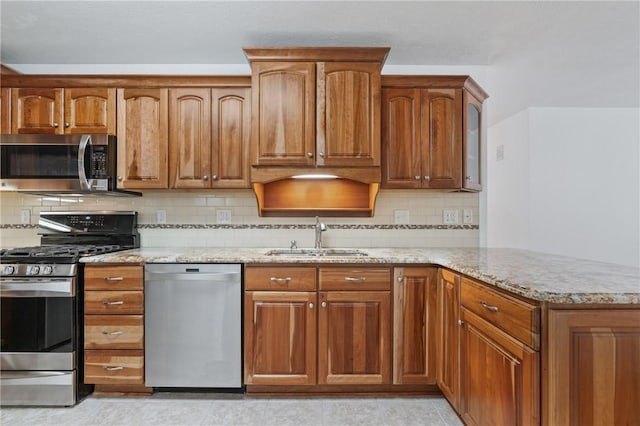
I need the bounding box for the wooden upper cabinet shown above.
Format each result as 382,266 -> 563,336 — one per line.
117,88 -> 169,189
382,88 -> 422,188
169,88 -> 212,189
1,88 -> 10,133
463,92 -> 483,191
11,88 -> 63,134
393,267 -> 438,385
211,87 -> 251,188
10,87 -> 115,134
317,62 -> 381,166
245,47 -> 388,170
64,88 -> 116,134
251,61 -> 316,166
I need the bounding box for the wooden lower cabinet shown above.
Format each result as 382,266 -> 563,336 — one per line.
545,308 -> 640,425
318,290 -> 391,384
83,264 -> 147,392
460,309 -> 539,426
393,267 -> 437,384
437,269 -> 461,410
244,291 -> 317,385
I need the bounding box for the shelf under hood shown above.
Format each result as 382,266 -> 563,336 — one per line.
252,178 -> 379,217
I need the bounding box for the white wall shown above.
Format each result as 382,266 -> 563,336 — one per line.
487,107 -> 640,267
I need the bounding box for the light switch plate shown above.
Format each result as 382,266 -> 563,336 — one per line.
394,210 -> 410,224
216,209 -> 232,224
156,210 -> 167,224
443,209 -> 459,224
463,209 -> 473,224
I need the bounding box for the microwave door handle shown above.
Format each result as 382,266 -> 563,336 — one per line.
77,134 -> 91,190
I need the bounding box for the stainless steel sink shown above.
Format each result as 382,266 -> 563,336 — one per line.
265,248 -> 368,257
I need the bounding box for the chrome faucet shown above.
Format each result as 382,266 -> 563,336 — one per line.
314,216 -> 327,249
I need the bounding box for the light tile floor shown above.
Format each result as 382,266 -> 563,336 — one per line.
1,393 -> 464,425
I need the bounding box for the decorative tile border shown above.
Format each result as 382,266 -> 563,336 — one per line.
1,223 -> 478,230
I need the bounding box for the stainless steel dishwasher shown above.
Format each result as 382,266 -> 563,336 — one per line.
144,264 -> 242,388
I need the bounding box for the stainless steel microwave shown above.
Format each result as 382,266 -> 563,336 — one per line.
0,134 -> 139,196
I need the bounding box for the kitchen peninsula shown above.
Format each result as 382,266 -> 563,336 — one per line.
82,247 -> 640,425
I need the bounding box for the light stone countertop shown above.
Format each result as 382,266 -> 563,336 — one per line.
81,247 -> 640,305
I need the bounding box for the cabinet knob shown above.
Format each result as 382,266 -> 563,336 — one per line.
203,175 -> 209,181
212,175 -> 218,180
458,320 -> 465,326
466,176 -> 471,181
321,301 -> 327,308
309,303 -> 314,309
397,276 -> 404,282
319,152 -> 325,158
307,152 -> 314,158
53,122 -> 59,128
414,176 -> 421,180
424,176 -> 430,181
117,176 -> 123,181
64,122 -> 70,128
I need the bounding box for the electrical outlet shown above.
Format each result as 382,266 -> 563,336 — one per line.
463,209 -> 473,224
156,210 -> 167,224
216,209 -> 232,224
394,210 -> 410,224
443,209 -> 459,224
20,209 -> 31,224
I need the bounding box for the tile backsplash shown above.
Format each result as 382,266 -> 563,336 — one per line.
0,190 -> 479,249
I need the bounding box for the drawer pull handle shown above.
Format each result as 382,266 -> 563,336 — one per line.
479,301 -> 499,312
270,277 -> 292,283
102,300 -> 124,305
101,330 -> 124,336
345,276 -> 366,282
104,276 -> 124,281
103,366 -> 124,371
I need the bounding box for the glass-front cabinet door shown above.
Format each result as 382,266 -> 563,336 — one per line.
463,93 -> 482,191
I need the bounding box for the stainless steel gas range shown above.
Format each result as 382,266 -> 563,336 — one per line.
0,211 -> 139,406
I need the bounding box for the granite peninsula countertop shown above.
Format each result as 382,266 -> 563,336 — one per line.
81,247 -> 640,305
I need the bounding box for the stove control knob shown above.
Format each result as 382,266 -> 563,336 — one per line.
42,265 -> 54,275
29,265 -> 41,275
3,265 -> 15,275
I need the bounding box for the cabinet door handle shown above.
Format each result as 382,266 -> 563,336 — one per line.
270,277 -> 292,283
397,275 -> 404,282
466,176 -> 471,181
102,330 -> 124,336
104,276 -> 124,281
203,175 -> 209,181
309,303 -> 314,309
479,301 -> 499,312
53,122 -> 59,128
102,300 -> 124,305
307,152 -> 314,158
103,366 -> 124,371
414,176 -> 421,180
424,176 -> 430,181
64,122 -> 70,128
458,320 -> 465,326
344,276 -> 366,282
321,301 -> 327,308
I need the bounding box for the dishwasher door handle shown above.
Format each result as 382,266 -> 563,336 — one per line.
145,271 -> 240,281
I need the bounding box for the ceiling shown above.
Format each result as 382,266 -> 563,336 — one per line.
1,1 -> 638,124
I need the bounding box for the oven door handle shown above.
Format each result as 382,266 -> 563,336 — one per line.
0,279 -> 74,297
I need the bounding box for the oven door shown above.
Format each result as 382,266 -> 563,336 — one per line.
0,278 -> 76,356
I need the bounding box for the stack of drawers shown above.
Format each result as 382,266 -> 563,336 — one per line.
83,265 -> 145,387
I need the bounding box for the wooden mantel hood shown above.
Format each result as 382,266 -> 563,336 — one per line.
243,46 -> 390,67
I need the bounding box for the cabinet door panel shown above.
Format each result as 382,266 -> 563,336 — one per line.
382,88 -> 422,188
437,269 -> 461,410
211,87 -> 251,188
252,62 -> 315,166
12,88 -> 63,134
318,62 -> 381,166
461,308 -> 539,426
546,309 -> 640,426
169,88 -> 211,189
117,88 -> 168,188
422,89 -> 462,189
1,88 -> 11,133
463,92 -> 482,191
64,88 -> 116,134
244,291 -> 316,385
318,291 -> 391,384
393,267 -> 437,384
